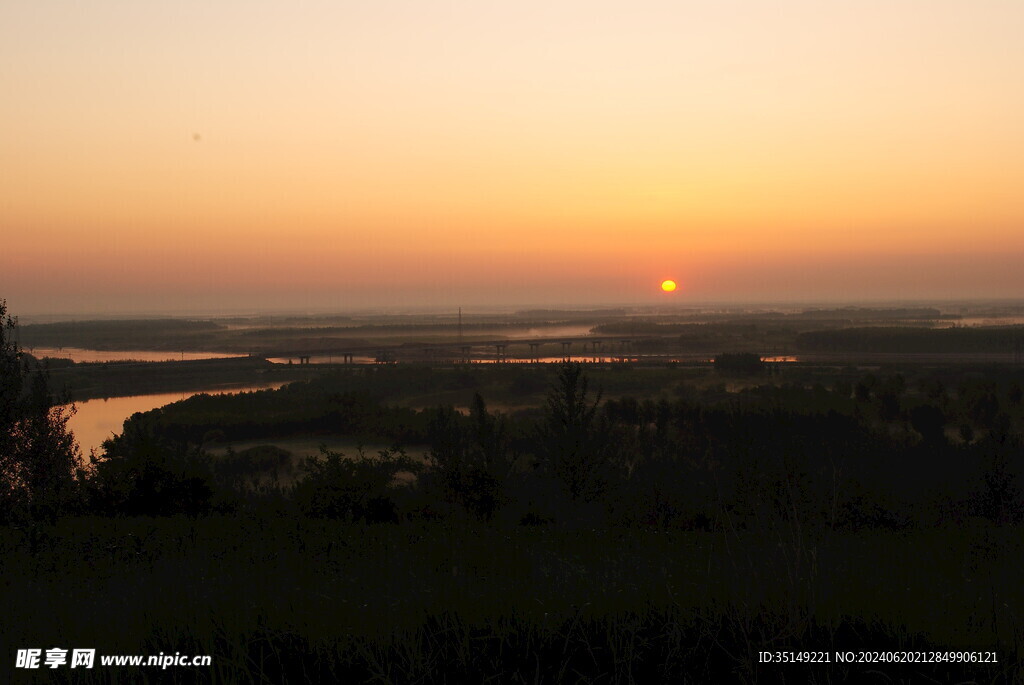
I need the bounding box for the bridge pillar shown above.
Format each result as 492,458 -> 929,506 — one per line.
619,340 -> 633,361
528,342 -> 540,363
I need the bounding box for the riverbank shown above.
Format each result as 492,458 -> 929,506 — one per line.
45,356 -> 315,403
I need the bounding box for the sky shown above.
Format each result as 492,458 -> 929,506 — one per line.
2,0 -> 1023,316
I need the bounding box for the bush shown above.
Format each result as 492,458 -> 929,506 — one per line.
292,446 -> 419,522
424,394 -> 515,520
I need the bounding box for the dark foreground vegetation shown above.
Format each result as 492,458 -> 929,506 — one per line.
5,519 -> 1020,684
3,300 -> 1024,683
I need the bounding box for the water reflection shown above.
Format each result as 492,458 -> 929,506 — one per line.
267,355 -> 804,365
28,347 -> 239,363
470,356 -> 630,364
467,355 -> 802,364
267,354 -> 377,365
69,383 -> 287,457
498,325 -> 594,339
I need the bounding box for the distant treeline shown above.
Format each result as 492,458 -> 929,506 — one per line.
794,306 -> 946,319
117,361 -> 1024,449
19,318 -> 223,350
236,320 -> 591,337
797,326 -> 1024,353
513,308 -> 627,318
42,356 -> 308,402
594,308 -> 948,332
593,309 -> 953,337
83,361 -> 1024,531
694,306 -> 949,321
596,321 -> 746,335
136,387 -> 429,445
593,321 -> 794,353
594,321 -> 775,337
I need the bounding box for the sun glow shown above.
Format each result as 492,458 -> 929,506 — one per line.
3,1 -> 1024,312
661,280 -> 677,293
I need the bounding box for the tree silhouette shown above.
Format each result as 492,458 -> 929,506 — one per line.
424,394 -> 513,519
0,299 -> 81,521
536,362 -> 613,502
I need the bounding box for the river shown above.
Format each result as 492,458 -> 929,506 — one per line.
69,383 -> 287,458
28,348 -> 239,363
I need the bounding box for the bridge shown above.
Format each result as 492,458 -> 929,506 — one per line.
248,337 -> 1024,368
255,334 -> 648,365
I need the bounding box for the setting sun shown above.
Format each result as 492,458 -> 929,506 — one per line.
661,280 -> 677,293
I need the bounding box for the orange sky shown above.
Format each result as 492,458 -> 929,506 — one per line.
2,0 -> 1023,315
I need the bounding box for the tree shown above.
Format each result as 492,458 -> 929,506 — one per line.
536,362 -> 614,501
292,445 -> 417,522
424,394 -> 514,519
88,414 -> 215,517
909,404 -> 946,444
0,300 -> 81,521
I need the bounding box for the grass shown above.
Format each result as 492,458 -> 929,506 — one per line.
3,517 -> 1022,683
